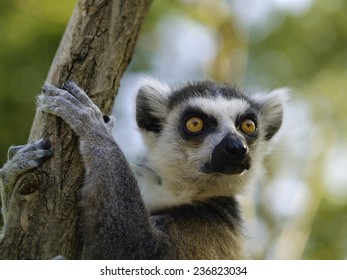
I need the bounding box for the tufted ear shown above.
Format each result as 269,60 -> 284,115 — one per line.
136,77 -> 171,134
254,88 -> 290,140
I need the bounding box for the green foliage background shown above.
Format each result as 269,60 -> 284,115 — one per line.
1,0 -> 346,259
0,0 -> 76,162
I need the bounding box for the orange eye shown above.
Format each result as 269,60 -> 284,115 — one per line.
240,119 -> 256,135
185,117 -> 204,133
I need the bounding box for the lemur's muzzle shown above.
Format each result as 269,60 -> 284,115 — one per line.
202,134 -> 251,175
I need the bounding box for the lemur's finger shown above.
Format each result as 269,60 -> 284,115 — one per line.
19,149 -> 53,169
1,139 -> 52,180
62,80 -> 94,108
10,139 -> 51,157
37,94 -> 85,132
37,94 -> 79,118
11,139 -> 52,164
8,145 -> 26,160
3,150 -> 52,180
42,83 -> 82,109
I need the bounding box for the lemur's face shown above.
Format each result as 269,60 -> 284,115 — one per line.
169,96 -> 256,176
136,78 -> 286,195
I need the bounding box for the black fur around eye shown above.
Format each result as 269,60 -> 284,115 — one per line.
179,108 -> 218,142
236,113 -> 258,138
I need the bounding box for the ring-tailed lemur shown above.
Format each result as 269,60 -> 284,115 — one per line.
0,78 -> 287,259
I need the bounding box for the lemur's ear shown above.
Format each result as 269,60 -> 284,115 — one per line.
136,77 -> 171,133
254,88 -> 289,140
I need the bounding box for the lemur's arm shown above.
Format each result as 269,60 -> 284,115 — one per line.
37,81 -> 170,259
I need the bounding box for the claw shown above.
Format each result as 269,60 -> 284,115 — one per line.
63,80 -> 73,87
39,139 -> 51,150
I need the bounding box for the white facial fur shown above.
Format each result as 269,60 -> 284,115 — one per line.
133,78 -> 287,212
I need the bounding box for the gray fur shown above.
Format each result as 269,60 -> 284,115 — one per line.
0,79 -> 287,259
0,139 -> 52,235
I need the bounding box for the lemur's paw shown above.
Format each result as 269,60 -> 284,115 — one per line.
1,139 -> 52,182
38,81 -> 95,116
37,81 -> 108,137
9,139 -> 52,169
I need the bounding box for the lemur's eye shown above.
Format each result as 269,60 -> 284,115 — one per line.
240,119 -> 256,135
185,117 -> 204,133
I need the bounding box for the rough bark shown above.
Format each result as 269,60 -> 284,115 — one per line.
0,0 -> 152,259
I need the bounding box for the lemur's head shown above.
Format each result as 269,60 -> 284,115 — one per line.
136,78 -> 287,208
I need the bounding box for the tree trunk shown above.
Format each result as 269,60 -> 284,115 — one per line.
0,0 -> 152,259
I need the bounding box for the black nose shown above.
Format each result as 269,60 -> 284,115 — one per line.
203,134 -> 250,175
225,137 -> 248,160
